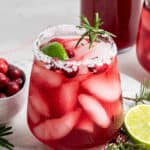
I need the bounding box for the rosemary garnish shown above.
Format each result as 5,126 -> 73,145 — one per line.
123,80 -> 150,104
0,125 -> 14,150
105,127 -> 146,150
106,80 -> 150,150
76,12 -> 115,48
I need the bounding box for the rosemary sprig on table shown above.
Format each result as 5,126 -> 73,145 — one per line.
124,80 -> 150,104
76,12 -> 116,48
106,80 -> 150,150
0,125 -> 14,150
105,127 -> 146,150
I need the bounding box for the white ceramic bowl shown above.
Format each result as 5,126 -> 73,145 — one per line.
0,62 -> 27,123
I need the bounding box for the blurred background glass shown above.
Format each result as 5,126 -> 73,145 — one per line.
137,0 -> 150,73
81,0 -> 143,53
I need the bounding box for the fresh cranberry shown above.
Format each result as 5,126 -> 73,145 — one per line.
0,58 -> 8,74
66,50 -> 75,58
88,65 -> 97,73
50,65 -> 57,71
13,78 -> 24,88
97,64 -> 109,73
0,72 -> 9,89
49,59 -> 60,71
49,62 -> 57,71
6,81 -> 20,96
88,64 -> 109,74
0,93 -> 7,98
7,65 -> 23,79
63,66 -> 79,78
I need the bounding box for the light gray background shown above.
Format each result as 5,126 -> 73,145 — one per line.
0,0 -> 80,50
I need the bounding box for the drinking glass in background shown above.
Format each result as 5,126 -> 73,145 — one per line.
137,0 -> 150,73
81,0 -> 143,53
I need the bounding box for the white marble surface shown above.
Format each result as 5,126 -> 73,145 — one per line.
0,0 -> 149,149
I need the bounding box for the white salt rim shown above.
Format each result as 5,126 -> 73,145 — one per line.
33,24 -> 117,70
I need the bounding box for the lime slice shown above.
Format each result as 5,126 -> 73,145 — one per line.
124,104 -> 150,149
41,42 -> 69,60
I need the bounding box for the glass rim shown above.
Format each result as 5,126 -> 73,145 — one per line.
33,24 -> 117,70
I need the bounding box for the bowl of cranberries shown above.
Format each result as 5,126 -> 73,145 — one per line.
0,58 -> 26,123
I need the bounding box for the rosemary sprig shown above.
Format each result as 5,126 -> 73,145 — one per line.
123,80 -> 150,104
76,12 -> 116,48
106,141 -> 146,150
0,125 -> 14,150
105,127 -> 146,150
105,80 -> 150,150
106,80 -> 150,150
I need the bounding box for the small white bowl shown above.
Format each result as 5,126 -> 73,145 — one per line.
0,63 -> 27,124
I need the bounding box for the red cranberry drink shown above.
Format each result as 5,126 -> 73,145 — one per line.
27,24 -> 123,149
137,0 -> 150,73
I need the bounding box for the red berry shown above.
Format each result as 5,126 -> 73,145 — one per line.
7,65 -> 23,79
49,61 -> 58,71
0,72 -> 9,89
88,65 -> 97,73
67,50 -> 75,58
97,64 -> 109,73
88,64 -> 109,74
0,58 -> 8,74
0,93 -> 7,98
63,66 -> 79,78
6,81 -> 20,96
50,65 -> 57,71
13,78 -> 24,88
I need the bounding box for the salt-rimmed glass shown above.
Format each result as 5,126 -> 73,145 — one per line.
27,25 -> 123,150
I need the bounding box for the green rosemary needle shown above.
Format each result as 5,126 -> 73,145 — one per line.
76,12 -> 116,48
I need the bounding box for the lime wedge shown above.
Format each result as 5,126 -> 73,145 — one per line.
41,42 -> 69,60
124,104 -> 150,149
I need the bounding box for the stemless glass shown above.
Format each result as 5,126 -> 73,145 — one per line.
137,0 -> 150,73
27,25 -> 123,150
81,0 -> 143,52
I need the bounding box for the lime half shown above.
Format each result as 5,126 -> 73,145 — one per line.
124,104 -> 150,149
41,42 -> 69,60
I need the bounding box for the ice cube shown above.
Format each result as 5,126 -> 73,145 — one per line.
29,85 -> 51,118
57,81 -> 79,114
64,39 -> 77,51
78,94 -> 110,128
75,44 -> 90,60
143,13 -> 150,31
28,103 -> 40,124
64,38 -> 88,51
81,73 -> 121,102
78,65 -> 89,75
31,64 -> 63,88
76,114 -> 94,133
33,109 -> 81,141
84,42 -> 113,59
